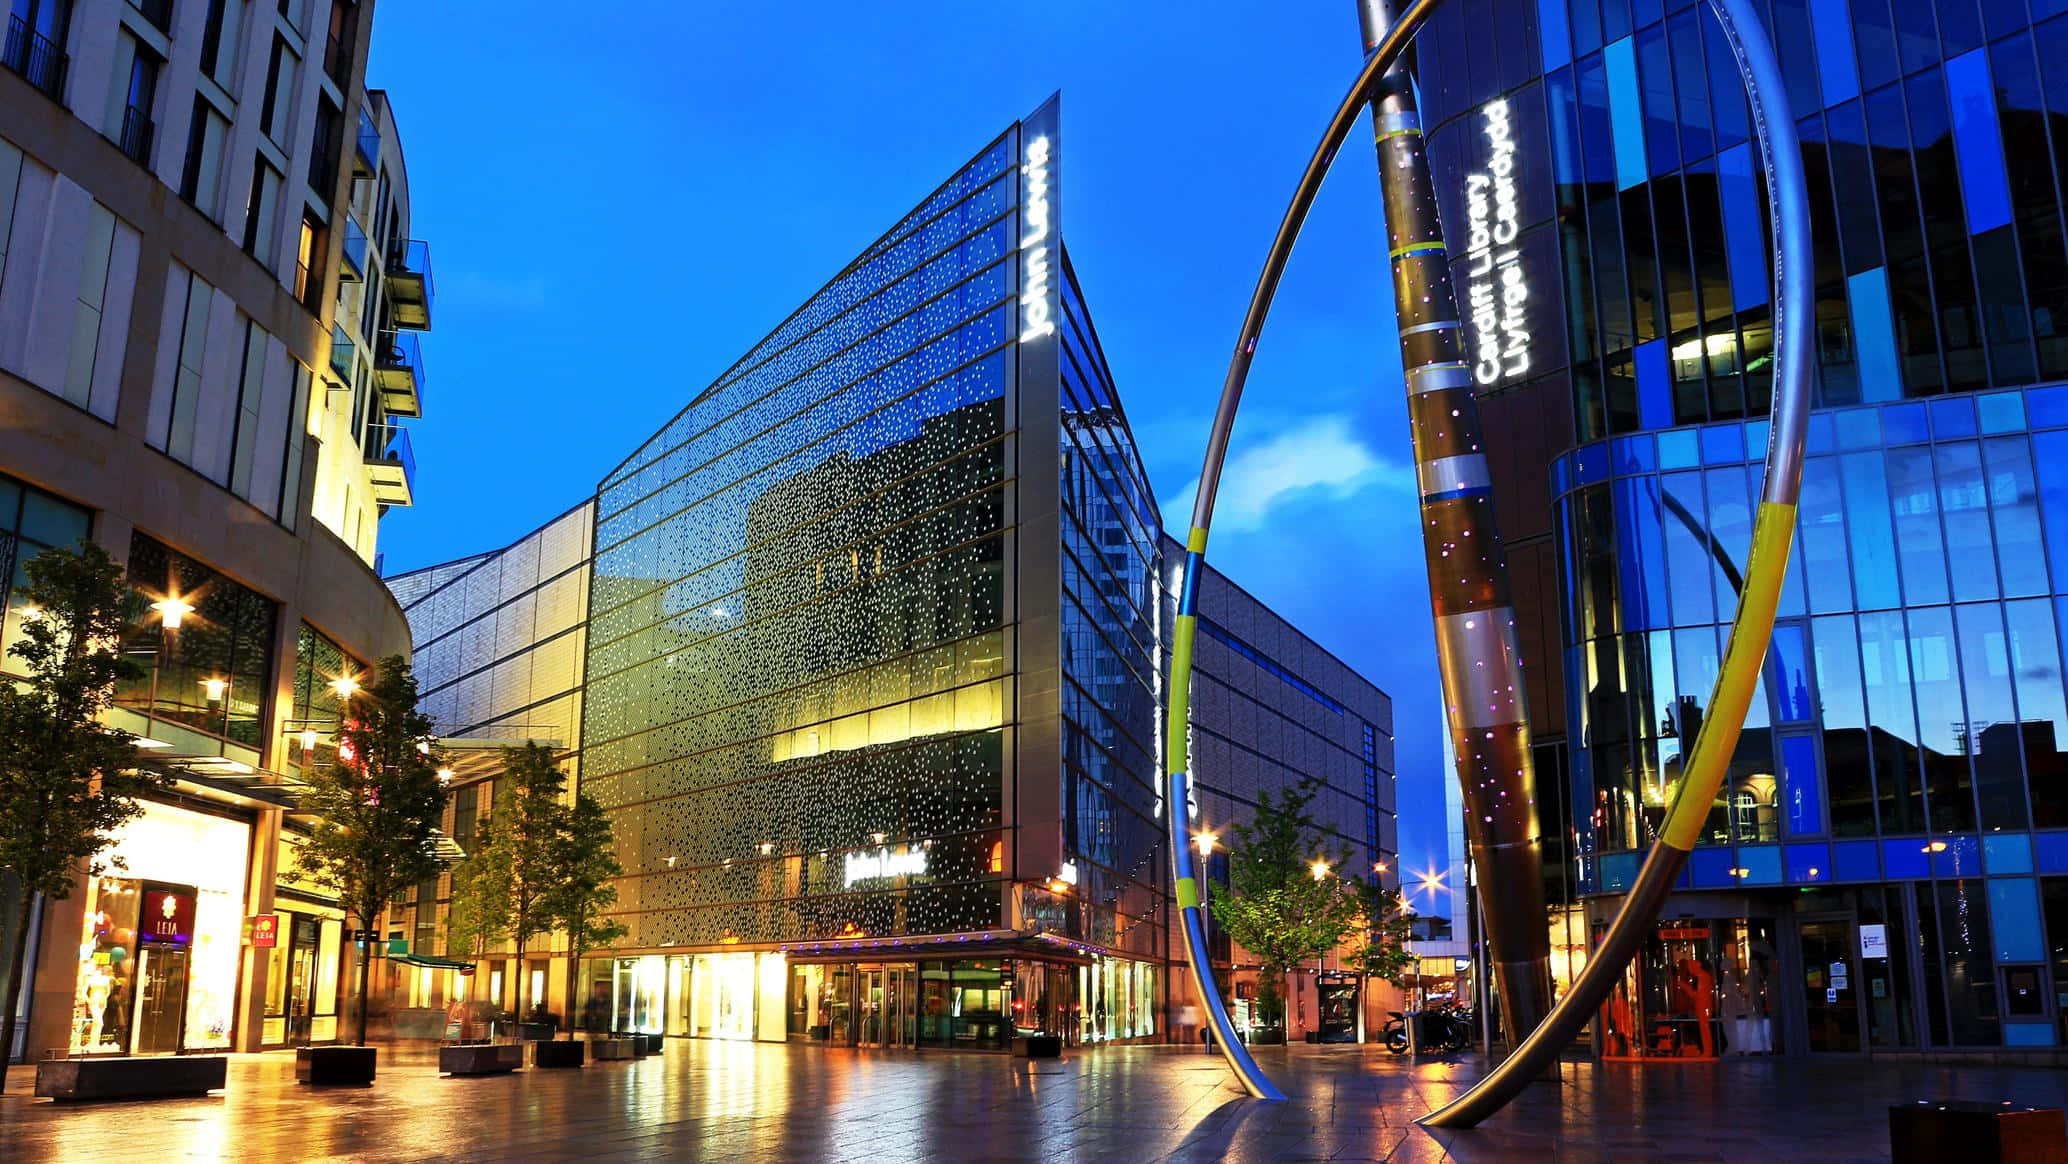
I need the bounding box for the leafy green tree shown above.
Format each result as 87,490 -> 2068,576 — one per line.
0,543 -> 160,1090
1353,882 -> 1420,987
293,655 -> 447,1045
444,817 -> 512,966
444,744 -> 568,1020
548,790 -> 625,1037
1209,781 -> 1364,1033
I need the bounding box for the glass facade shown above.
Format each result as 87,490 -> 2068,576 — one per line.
1422,0 -> 2068,1051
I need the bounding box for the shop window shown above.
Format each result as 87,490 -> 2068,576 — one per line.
116,533 -> 278,748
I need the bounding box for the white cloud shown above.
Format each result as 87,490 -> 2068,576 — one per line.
1163,413 -> 1411,532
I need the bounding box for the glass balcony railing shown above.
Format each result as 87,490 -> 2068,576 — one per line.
374,329 -> 425,417
329,324 -> 355,383
353,106 -> 378,176
365,423 -> 415,507
116,103 -> 153,165
3,15 -> 67,99
385,239 -> 433,330
340,217 -> 367,281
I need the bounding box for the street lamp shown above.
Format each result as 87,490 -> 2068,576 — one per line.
1309,859 -> 1331,882
1193,831 -> 1218,858
436,767 -> 455,784
149,596 -> 193,629
200,677 -> 227,702
329,675 -> 359,699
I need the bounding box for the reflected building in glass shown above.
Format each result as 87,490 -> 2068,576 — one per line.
1418,0 -> 2068,1055
393,95 -> 1395,1049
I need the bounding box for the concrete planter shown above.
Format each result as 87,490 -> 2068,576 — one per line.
439,1043 -> 524,1076
1010,1035 -> 1063,1058
613,1032 -> 659,1055
638,1033 -> 664,1055
297,1045 -> 377,1086
34,1055 -> 228,1102
589,1038 -> 637,1061
1890,1101 -> 2067,1164
532,1040 -> 585,1069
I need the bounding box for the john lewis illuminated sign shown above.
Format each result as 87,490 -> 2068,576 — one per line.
1020,134 -> 1056,343
843,846 -> 928,888
1463,99 -> 1531,386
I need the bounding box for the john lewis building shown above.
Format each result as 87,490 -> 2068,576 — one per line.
1415,0 -> 2068,1056
389,96 -> 1395,1049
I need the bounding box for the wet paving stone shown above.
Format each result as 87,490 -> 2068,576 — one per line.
1,1041 -> 2064,1161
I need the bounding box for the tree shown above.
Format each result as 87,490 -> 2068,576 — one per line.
292,655 -> 447,1046
442,743 -> 567,1021
1352,882 -> 1420,988
1209,781 -> 1364,1034
547,790 -> 624,1038
0,543 -> 161,1089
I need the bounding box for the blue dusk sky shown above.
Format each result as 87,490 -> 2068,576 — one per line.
369,1 -> 1464,913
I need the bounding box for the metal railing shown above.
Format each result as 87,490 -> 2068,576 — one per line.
117,103 -> 154,164
2,15 -> 67,99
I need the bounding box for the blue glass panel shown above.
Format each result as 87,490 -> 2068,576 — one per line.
1553,452 -> 1572,496
1604,38 -> 1650,191
1575,443 -> 1610,484
1985,833 -> 2034,874
1840,452 -> 1900,611
1883,402 -> 1929,444
1945,49 -> 2015,236
1637,339 -> 1672,430
2036,832 -> 2068,873
1984,437 -> 2049,597
1786,842 -> 1832,882
1658,428 -> 1700,469
1836,408 -> 1883,451
1883,838 -> 1931,879
2029,386 -> 2068,430
1746,419 -> 1770,456
2034,432 -> 2068,589
1738,844 -> 1783,884
1978,391 -> 2026,435
1808,412 -> 1837,455
1539,0 -> 1573,71
1601,850 -> 1639,892
1614,477 -> 1668,632
1780,734 -> 1821,835
1988,877 -> 2044,962
1932,396 -> 1978,439
1931,834 -> 1984,878
1611,433 -> 1656,474
2005,1023 -> 2056,1047
1773,630 -> 1814,724
1718,143 -> 1768,309
1847,268 -> 1902,401
1690,846 -> 1738,888
1700,423 -> 1744,465
1832,839 -> 1880,881
1806,0 -> 1859,106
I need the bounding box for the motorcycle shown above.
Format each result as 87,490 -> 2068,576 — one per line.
1383,1005 -> 1477,1054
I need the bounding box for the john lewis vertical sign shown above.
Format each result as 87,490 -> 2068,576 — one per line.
1463,99 -> 1531,386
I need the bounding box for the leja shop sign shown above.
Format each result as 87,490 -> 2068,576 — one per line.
1463,98 -> 1530,386
140,886 -> 197,946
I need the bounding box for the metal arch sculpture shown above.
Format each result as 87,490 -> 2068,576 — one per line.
1163,0 -> 1812,1125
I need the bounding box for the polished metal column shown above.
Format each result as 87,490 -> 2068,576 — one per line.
1351,0 -> 1552,1052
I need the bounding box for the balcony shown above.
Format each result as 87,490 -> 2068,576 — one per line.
385,239 -> 433,330
373,330 -> 425,418
3,15 -> 66,99
116,103 -> 153,165
365,424 -> 415,507
328,324 -> 355,384
353,106 -> 378,177
340,217 -> 366,282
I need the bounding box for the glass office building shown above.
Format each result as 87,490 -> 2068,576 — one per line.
1418,0 -> 2068,1054
395,94 -> 1396,1050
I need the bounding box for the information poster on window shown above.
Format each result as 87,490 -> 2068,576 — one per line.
1860,924 -> 1887,959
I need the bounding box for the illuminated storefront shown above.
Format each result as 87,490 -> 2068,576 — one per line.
69,801 -> 250,1056
1601,919 -> 1778,1061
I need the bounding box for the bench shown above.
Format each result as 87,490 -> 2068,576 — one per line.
532,1040 -> 585,1069
34,1055 -> 228,1101
297,1045 -> 377,1086
440,1043 -> 524,1076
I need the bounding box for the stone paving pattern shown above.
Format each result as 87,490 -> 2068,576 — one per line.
3,1040 -> 2064,1161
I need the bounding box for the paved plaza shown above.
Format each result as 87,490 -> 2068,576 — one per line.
2,1040 -> 2064,1162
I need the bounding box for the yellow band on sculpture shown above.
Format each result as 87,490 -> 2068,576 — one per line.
1659,500 -> 1798,852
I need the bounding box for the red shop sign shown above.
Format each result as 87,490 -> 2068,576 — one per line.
249,914 -> 279,948
140,887 -> 197,946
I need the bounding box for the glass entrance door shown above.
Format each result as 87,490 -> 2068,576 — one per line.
1798,917 -> 1862,1052
286,915 -> 318,1043
855,964 -> 917,1047
132,946 -> 190,1054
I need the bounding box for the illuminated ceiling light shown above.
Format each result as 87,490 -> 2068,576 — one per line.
299,729 -> 319,752
150,597 -> 194,629
1373,861 -> 1389,874
436,767 -> 455,784
758,841 -> 774,856
870,831 -> 888,845
1192,831 -> 1218,858
200,677 -> 227,701
1925,840 -> 1949,853
1729,867 -> 1750,879
330,675 -> 359,698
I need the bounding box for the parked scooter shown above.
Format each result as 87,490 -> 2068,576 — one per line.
1383,1005 -> 1476,1054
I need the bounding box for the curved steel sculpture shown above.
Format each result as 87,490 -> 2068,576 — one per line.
1163,0 -> 1811,1125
